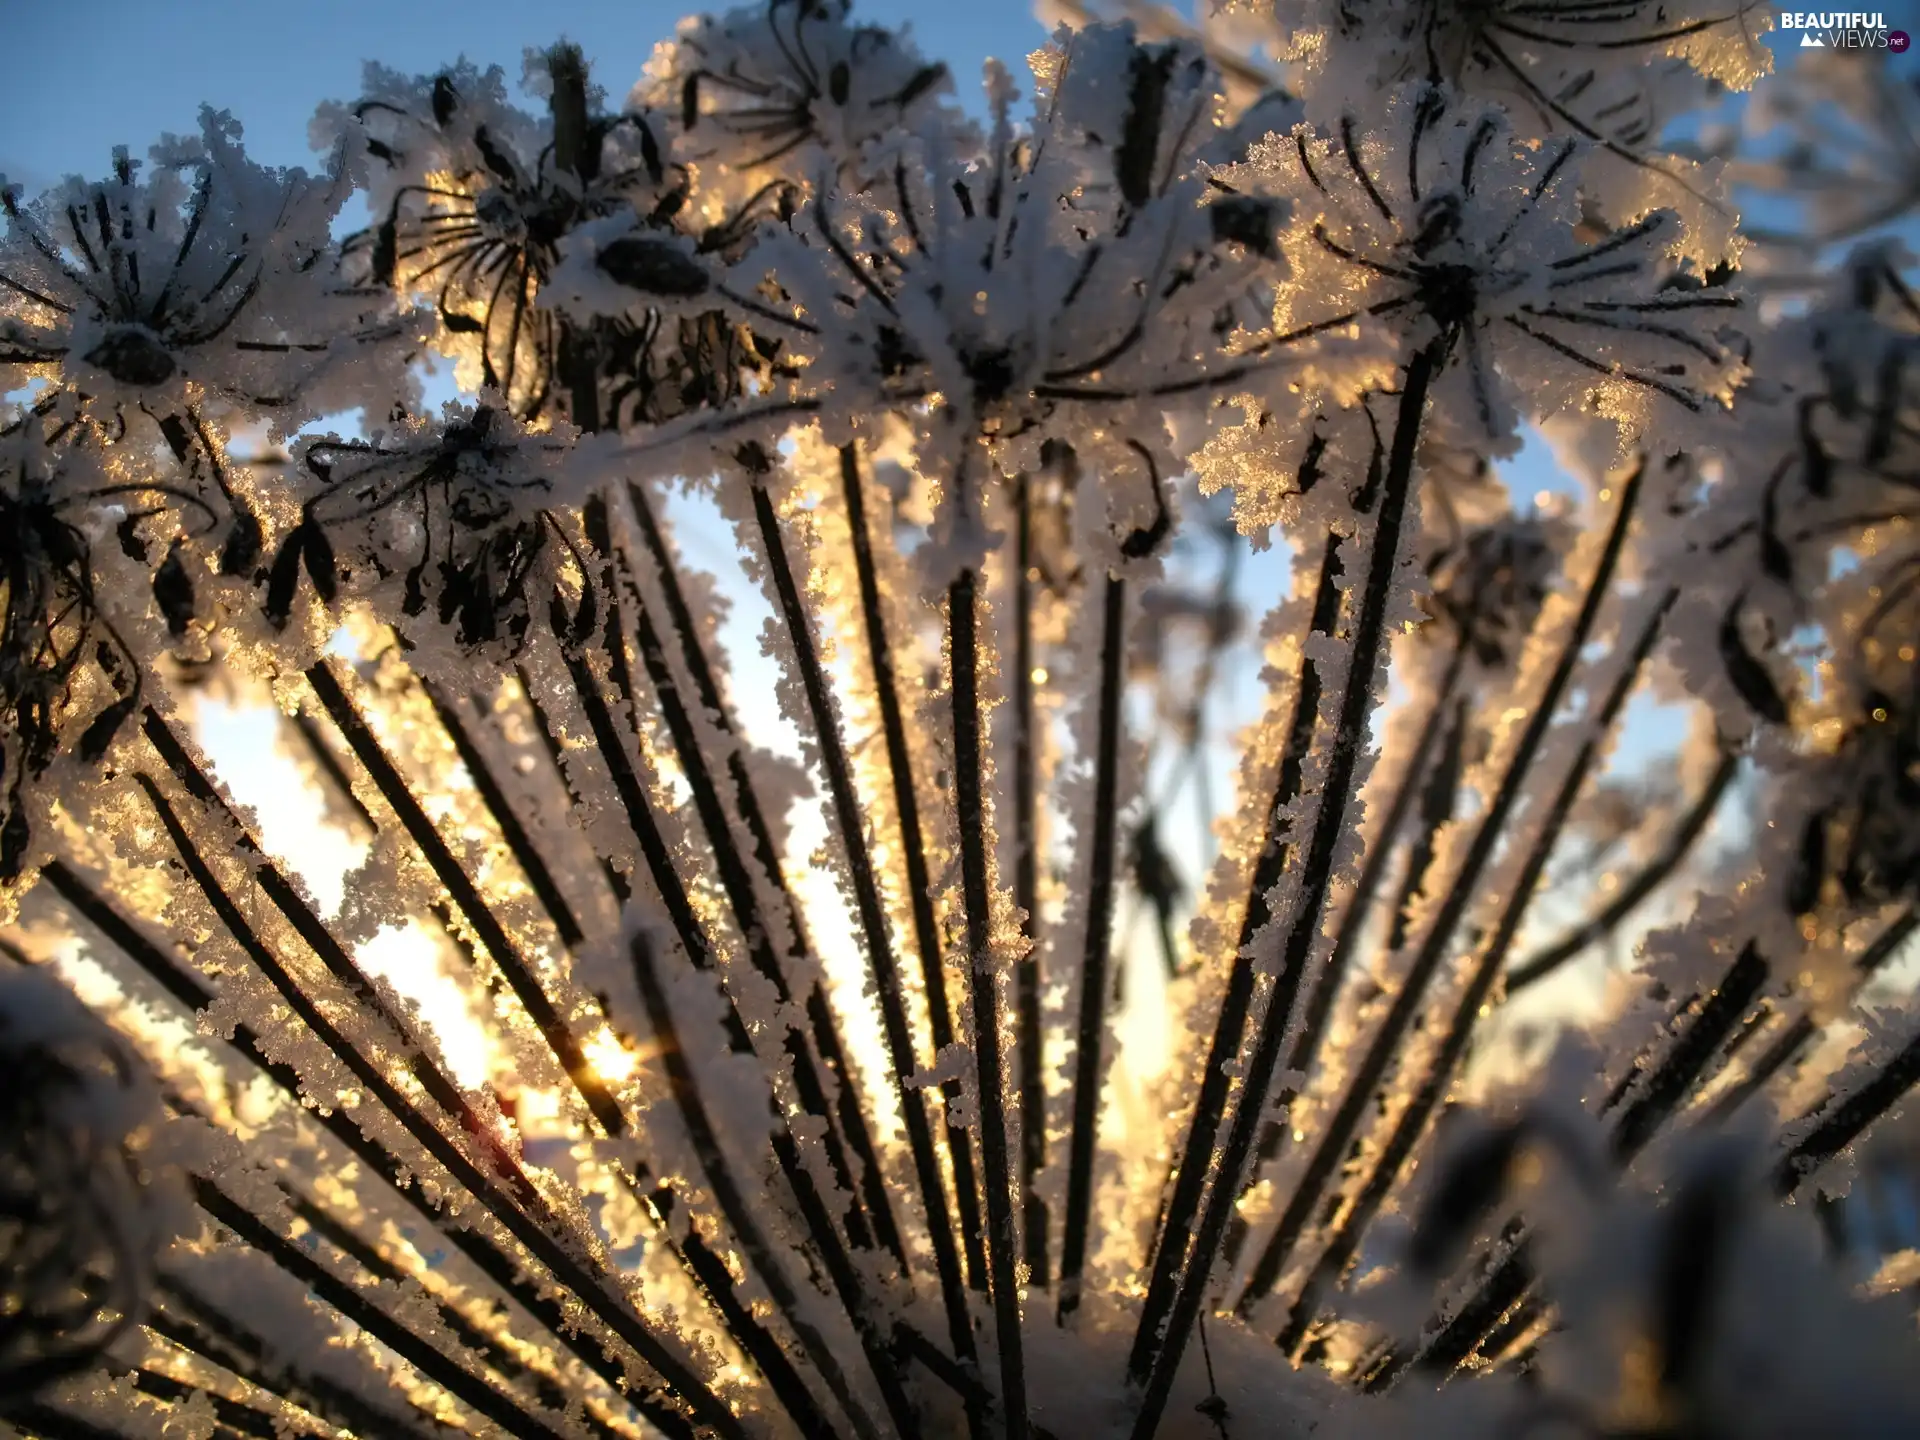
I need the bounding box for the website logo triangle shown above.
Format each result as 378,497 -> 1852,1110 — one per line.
1800,31 -> 1826,45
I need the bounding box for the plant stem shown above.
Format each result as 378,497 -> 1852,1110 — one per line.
416,676 -> 589,949
558,563 -> 914,1437
129,748 -> 734,1435
1393,933 -> 1769,1386
46,861 -> 726,1426
1235,457 -> 1650,1308
1507,748 -> 1739,993
1129,344 -> 1439,1440
151,1282 -> 457,1440
840,444 -> 990,1290
617,484 -> 905,1267
626,930 -> 878,1440
949,495 -> 1030,1438
1272,596 -> 1672,1352
1012,472 -> 1051,1292
191,1180 -> 588,1440
1057,572 -> 1129,1321
305,662 -> 626,1135
748,478 -> 982,1414
1222,642 -> 1470,1273
1611,941 -> 1769,1162
1128,533 -> 1347,1382
1777,1022 -> 1920,1196
1382,699 -> 1469,954
1708,909 -> 1917,1125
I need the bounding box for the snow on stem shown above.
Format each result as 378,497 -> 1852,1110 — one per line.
1270,589 -> 1677,1353
557,504 -> 916,1434
617,478 -> 907,1271
125,728 -> 736,1433
742,466 -> 982,1405
1010,472 -> 1050,1296
1220,632 -> 1475,1275
1235,454 -> 1652,1309
945,455 -> 1030,1439
1130,341 -> 1442,1440
1507,746 -> 1740,993
1128,531 -> 1350,1386
1056,570 -> 1134,1322
838,443 -> 990,1292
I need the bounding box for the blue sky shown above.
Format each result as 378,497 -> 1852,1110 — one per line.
0,4 -> 1886,190
0,5 -> 1871,205
0,0 -> 1053,189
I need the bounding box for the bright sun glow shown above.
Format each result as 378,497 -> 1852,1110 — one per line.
584,1026 -> 639,1083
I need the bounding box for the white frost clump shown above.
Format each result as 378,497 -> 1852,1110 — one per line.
0,966 -> 175,1394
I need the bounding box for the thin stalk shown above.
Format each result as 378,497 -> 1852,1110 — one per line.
1129,345 -> 1440,1440
190,1181 -> 581,1440
626,931 -> 878,1440
748,480 -> 982,1409
277,1192 -> 573,1418
558,578 -> 918,1438
1296,638 -> 1473,1075
1706,1013 -> 1818,1125
4,1401 -> 135,1440
1775,1020 -> 1920,1197
304,662 -> 626,1137
148,1285 -> 457,1440
1391,938 -> 1770,1387
1012,472 -> 1050,1291
173,1087 -> 507,1406
513,662 -> 633,908
1270,596 -> 1672,1350
129,764 -> 731,1435
1383,698 -> 1469,954
1235,456 -> 1650,1308
1708,907 -> 1919,1124
416,676 -> 588,949
123,1369 -> 278,1440
1610,941 -> 1770,1161
1507,749 -> 1739,993
224,684 -> 824,1427
288,709 -> 376,833
1470,1297 -> 1544,1372
45,861 -> 713,1430
1388,1239 -> 1535,1385
1057,572 -> 1130,1320
840,443 -> 989,1289
1222,638 -> 1473,1273
1127,534 -> 1349,1381
137,720 -> 583,1187
618,484 -> 904,1267
494,672 -> 862,1437
950,546 -> 1030,1439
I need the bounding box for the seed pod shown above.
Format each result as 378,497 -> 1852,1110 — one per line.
597,236 -> 710,298
1718,604 -> 1790,725
152,542 -> 195,636
1117,47 -> 1176,210
1208,194 -> 1283,257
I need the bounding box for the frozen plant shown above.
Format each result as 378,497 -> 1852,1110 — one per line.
3,3 -> 1920,1438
